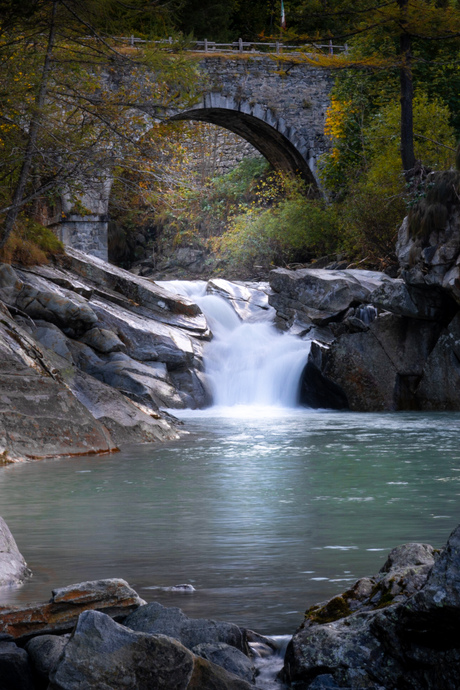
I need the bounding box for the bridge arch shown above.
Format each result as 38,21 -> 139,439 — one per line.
169,93 -> 319,189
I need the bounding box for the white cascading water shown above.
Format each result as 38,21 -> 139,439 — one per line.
158,280 -> 311,409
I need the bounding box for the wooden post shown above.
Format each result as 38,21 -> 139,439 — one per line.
130,35 -> 134,47
204,38 -> 208,53
329,39 -> 333,55
239,37 -> 243,53
276,41 -> 280,54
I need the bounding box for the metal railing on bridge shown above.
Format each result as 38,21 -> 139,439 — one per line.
115,36 -> 348,56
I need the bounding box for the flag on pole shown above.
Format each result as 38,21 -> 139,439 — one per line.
281,0 -> 286,29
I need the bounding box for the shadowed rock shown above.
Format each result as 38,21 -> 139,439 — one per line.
284,525 -> 460,689
124,601 -> 249,654
48,610 -> 254,690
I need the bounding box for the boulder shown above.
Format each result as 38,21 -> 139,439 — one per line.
48,610 -> 253,690
68,367 -> 181,445
370,277 -> 451,321
269,267 -> 394,317
284,525 -> 460,689
0,517 -> 31,586
299,342 -> 349,410
32,322 -> 73,362
124,602 -> 249,655
25,634 -> 69,686
0,636 -> 35,690
192,643 -> 256,684
90,298 -> 200,368
0,579 -> 145,643
321,313 -> 441,411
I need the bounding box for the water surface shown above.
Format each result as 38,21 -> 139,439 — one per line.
1,409 -> 459,635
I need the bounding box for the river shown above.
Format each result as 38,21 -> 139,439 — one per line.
1,408 -> 459,636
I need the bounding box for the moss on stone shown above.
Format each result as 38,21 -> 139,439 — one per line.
305,595 -> 353,624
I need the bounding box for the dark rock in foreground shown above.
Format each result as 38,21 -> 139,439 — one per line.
284,524 -> 460,689
48,610 -> 253,690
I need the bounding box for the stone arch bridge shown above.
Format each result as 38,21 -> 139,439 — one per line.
55,55 -> 333,260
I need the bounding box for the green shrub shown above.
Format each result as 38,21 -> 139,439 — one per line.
216,195 -> 341,273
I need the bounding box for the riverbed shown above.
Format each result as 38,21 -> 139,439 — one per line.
1,408 -> 459,635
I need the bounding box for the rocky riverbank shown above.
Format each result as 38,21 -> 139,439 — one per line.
2,184 -> 460,460
2,515 -> 460,689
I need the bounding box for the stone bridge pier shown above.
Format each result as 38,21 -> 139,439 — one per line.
53,54 -> 333,260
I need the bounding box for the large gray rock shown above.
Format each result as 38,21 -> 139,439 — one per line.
15,282 -> 97,335
79,325 -> 126,354
82,352 -> 185,409
321,313 -> 441,411
61,248 -> 207,331
0,312 -> 117,461
32,321 -> 73,362
48,610 -> 253,690
370,277 -> 449,320
124,602 -> 249,655
269,267 -> 394,317
284,524 -> 460,690
192,643 -> 256,684
68,366 -> 181,445
0,517 -> 31,586
48,610 -> 195,690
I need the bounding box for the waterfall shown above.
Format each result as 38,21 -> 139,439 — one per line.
157,280 -> 311,409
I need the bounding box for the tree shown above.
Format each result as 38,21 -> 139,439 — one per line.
0,0 -> 200,247
278,0 -> 460,174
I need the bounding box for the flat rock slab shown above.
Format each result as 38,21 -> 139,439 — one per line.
60,249 -> 208,332
0,579 -> 145,643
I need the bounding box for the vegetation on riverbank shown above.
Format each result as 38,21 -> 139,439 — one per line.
0,0 -> 459,278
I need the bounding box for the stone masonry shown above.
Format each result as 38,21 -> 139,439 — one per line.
53,54 -> 333,260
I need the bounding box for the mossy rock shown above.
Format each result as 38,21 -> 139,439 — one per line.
305,595 -> 352,624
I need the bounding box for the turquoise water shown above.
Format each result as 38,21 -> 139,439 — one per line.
1,408 -> 459,635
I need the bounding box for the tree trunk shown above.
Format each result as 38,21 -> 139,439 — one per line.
400,31 -> 415,173
0,0 -> 58,248
398,0 -> 415,174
